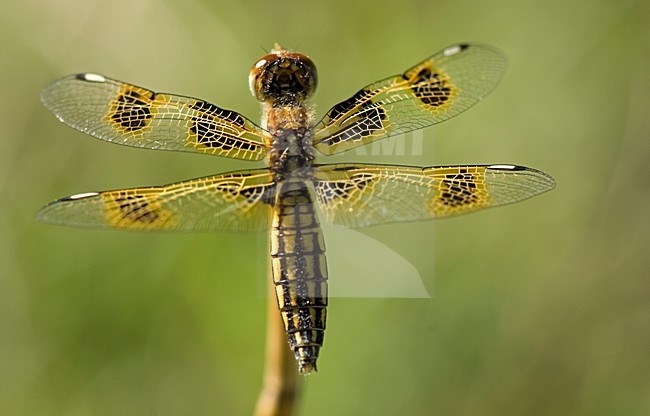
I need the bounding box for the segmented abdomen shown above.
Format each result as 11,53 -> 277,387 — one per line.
270,179 -> 328,373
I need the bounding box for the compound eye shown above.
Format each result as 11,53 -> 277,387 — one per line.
249,53 -> 279,101
293,53 -> 318,98
249,51 -> 318,103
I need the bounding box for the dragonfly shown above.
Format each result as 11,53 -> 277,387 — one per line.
38,43 -> 555,374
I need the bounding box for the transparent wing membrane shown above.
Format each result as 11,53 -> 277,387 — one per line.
313,44 -> 506,155
313,164 -> 554,227
41,74 -> 270,160
37,169 -> 276,232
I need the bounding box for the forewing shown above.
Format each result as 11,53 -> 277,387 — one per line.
41,74 -> 270,160
313,164 -> 554,227
37,169 -> 276,232
313,44 -> 507,155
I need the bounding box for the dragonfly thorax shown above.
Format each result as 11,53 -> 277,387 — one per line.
268,127 -> 316,177
263,88 -> 316,177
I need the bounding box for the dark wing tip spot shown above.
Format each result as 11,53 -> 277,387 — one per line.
60,192 -> 101,201
487,164 -> 526,171
487,165 -> 557,190
75,73 -> 106,83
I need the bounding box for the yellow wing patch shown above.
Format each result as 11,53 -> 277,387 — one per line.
313,44 -> 506,155
105,83 -> 156,135
427,166 -> 491,217
312,164 -> 554,227
103,190 -> 176,230
41,74 -> 270,161
402,60 -> 458,113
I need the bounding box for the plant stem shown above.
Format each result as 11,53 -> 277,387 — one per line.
253,279 -> 302,416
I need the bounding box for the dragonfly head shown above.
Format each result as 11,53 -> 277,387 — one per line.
249,47 -> 318,105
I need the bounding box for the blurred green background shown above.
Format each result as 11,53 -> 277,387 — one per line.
1,0 -> 649,415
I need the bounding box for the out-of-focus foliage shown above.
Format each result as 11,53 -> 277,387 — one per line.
1,0 -> 649,415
